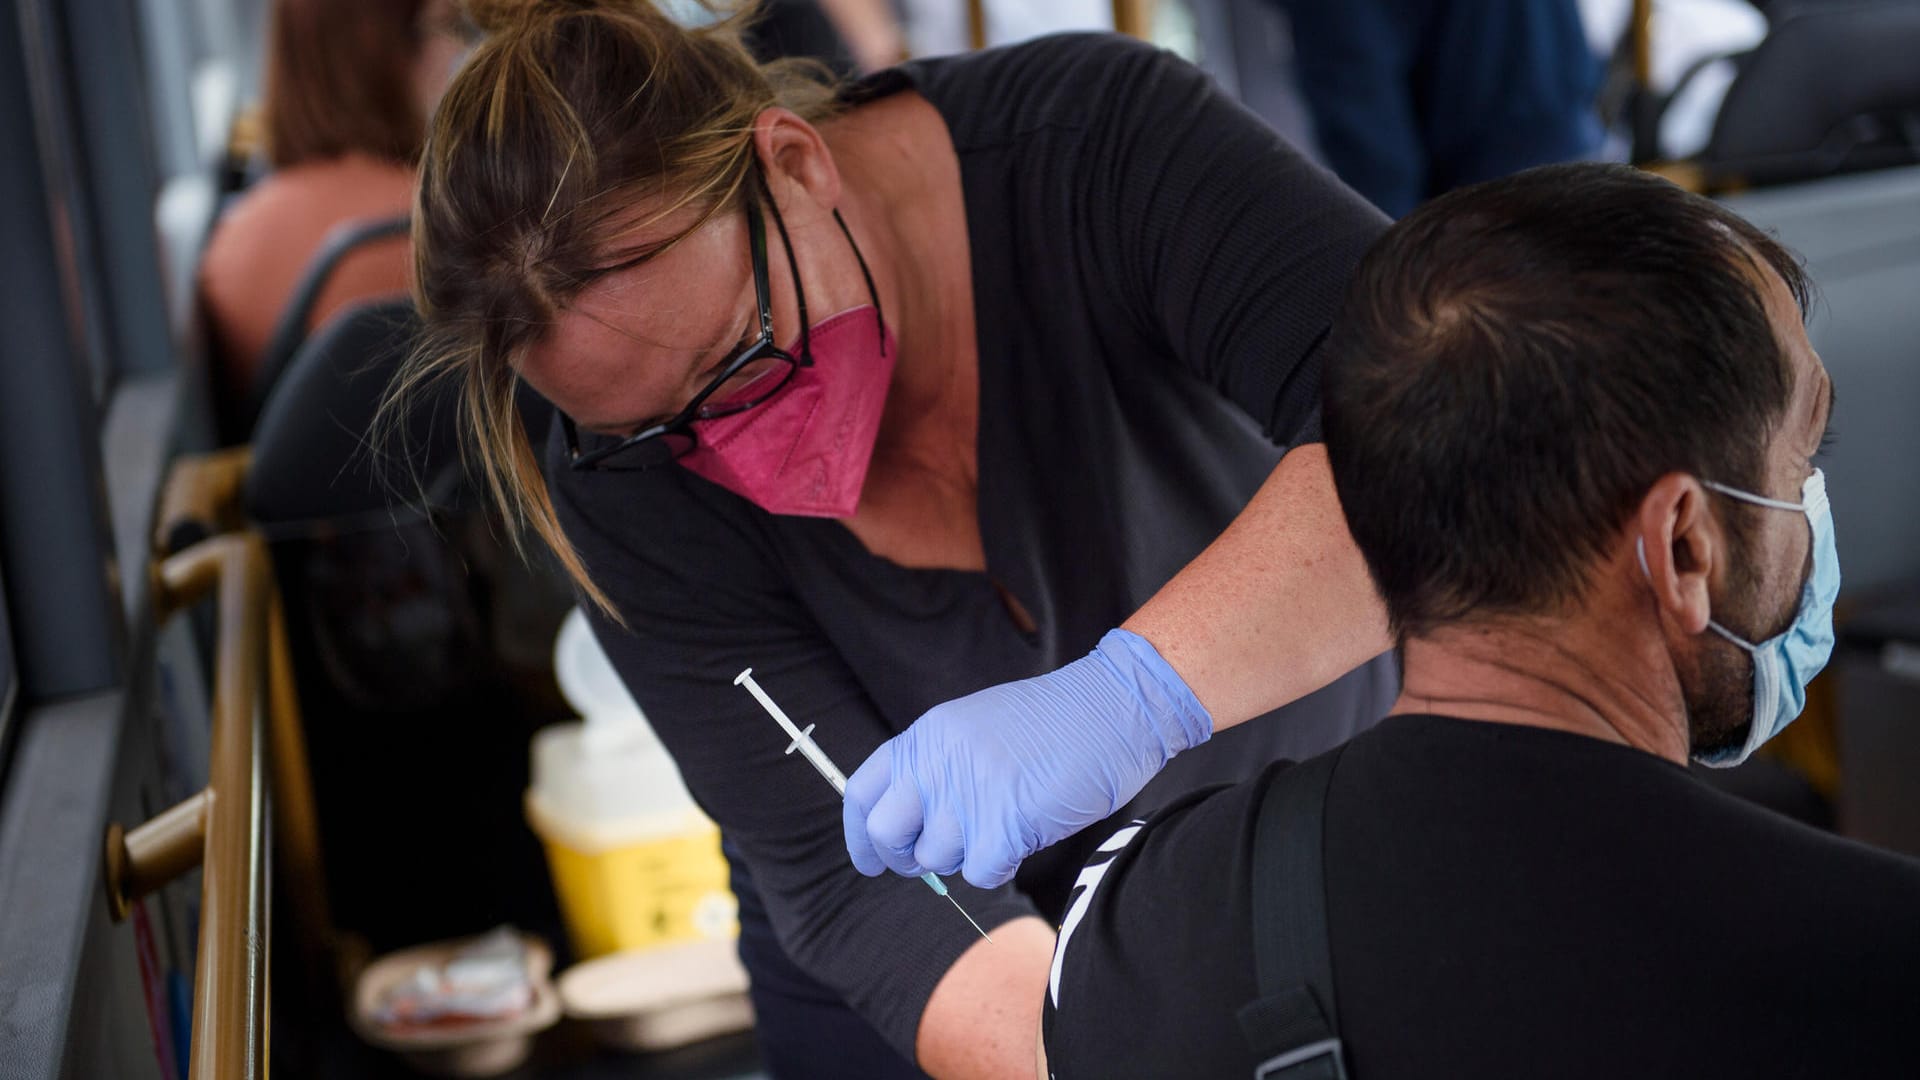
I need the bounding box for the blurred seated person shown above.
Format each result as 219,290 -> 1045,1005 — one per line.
1042,164 -> 1920,1078
198,0 -> 469,425
1271,0 -> 1603,216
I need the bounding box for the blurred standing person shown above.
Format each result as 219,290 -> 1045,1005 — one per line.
1191,0 -> 1323,153
198,0 -> 471,430
1271,0 -> 1604,215
897,0 -> 1114,57
815,0 -> 909,70
700,0 -> 906,75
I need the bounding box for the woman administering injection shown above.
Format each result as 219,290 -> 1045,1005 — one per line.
390,4 -> 1392,1076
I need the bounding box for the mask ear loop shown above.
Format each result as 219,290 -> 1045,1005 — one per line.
1640,499 -> 1780,654
1691,476 -> 1819,648
1699,479 -> 1805,513
757,166 -> 814,366
831,209 -> 888,356
1639,532 -> 1763,652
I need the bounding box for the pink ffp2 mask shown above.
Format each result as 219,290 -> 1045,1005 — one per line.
678,306 -> 897,518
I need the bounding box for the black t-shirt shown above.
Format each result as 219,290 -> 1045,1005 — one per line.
1043,714 -> 1920,1078
546,33 -> 1396,1057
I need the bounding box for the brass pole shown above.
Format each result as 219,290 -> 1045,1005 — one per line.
966,0 -> 986,51
188,532 -> 271,1080
1112,0 -> 1155,40
1628,0 -> 1659,164
1631,0 -> 1653,89
115,534 -> 273,1080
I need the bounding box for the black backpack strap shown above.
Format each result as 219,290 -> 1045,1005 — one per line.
1236,745 -> 1350,1080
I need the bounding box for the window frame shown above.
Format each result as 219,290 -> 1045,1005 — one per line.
0,562 -> 15,753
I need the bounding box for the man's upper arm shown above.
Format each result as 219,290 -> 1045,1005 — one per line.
1041,770 -> 1279,1077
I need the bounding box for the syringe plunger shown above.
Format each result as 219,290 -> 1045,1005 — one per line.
734,668 -> 848,793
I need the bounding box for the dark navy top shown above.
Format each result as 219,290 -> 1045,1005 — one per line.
1274,0 -> 1603,216
547,32 -> 1397,1056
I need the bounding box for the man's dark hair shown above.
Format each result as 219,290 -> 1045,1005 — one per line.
1322,163 -> 1810,639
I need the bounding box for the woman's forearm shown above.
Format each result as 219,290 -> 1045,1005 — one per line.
1123,443 -> 1389,730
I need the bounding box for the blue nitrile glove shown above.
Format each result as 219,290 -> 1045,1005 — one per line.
843,628 -> 1213,889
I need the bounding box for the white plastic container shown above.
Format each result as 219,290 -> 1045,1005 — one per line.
526,609 -> 736,959
557,937 -> 754,1052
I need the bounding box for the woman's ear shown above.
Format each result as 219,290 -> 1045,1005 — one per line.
1636,473 -> 1718,636
752,107 -> 841,222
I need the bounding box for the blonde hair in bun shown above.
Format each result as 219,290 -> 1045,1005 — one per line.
383,0 -> 841,614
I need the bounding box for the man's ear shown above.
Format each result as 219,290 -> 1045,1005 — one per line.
1635,473 -> 1718,635
751,107 -> 842,223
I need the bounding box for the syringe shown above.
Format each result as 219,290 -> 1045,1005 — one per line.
734,667 -> 994,943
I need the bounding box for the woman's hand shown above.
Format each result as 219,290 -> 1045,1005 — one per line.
843,629 -> 1212,888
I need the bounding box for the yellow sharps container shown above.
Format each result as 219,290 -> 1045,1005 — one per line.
528,610 -> 737,960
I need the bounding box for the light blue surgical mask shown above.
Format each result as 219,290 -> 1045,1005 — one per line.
1641,469 -> 1840,768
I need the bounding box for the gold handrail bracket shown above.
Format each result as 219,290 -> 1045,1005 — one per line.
153,446 -> 252,557
105,789 -> 210,921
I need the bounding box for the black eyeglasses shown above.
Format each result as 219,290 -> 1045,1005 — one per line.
562,170 -> 814,471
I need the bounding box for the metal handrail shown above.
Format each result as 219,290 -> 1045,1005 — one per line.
105,533 -> 272,1080
152,450 -> 333,951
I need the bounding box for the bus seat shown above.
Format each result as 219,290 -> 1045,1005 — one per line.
1704,1 -> 1920,187
245,299 -> 453,522
245,298 -> 572,955
237,213 -> 411,440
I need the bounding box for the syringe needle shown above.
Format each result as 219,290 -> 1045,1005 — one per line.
916,870 -> 993,943
947,893 -> 994,943
736,666 -> 995,945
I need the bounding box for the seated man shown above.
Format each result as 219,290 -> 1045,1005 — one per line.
1040,163 -> 1920,1078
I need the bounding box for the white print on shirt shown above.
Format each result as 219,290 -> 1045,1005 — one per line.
1048,820 -> 1145,1009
